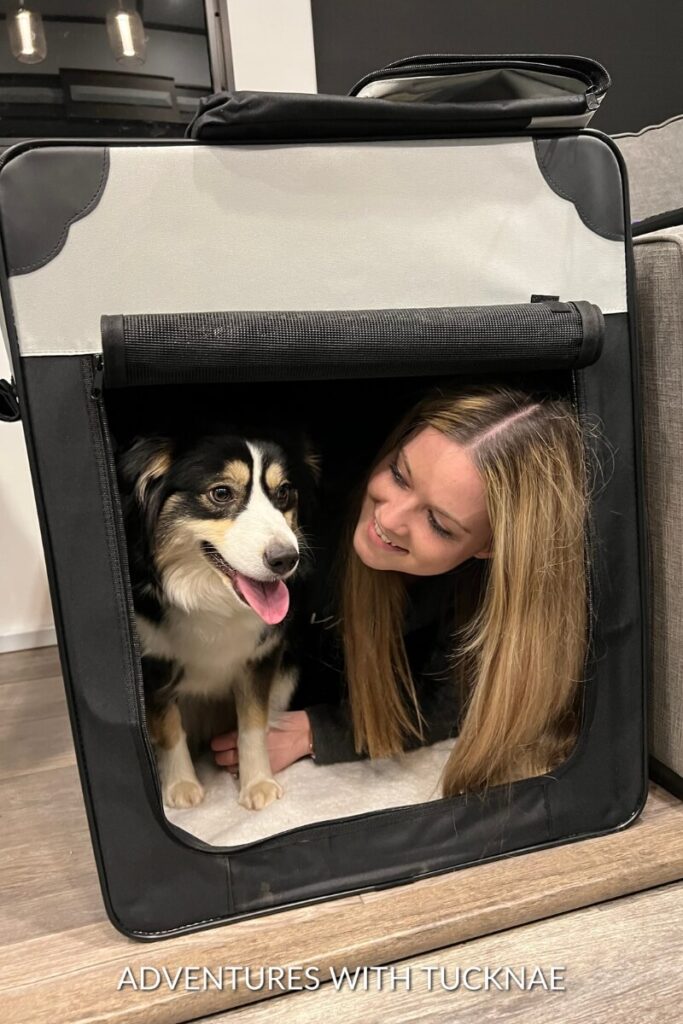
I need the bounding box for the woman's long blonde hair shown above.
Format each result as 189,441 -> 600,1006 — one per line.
339,382 -> 590,796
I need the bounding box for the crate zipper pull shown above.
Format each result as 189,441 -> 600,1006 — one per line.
0,376 -> 20,422
91,354 -> 105,400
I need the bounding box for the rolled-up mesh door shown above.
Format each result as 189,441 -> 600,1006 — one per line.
100,300 -> 604,388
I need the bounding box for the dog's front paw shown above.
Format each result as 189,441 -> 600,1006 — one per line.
238,777 -> 283,811
164,779 -> 205,809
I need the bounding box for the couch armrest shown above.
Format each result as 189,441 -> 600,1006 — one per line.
633,226 -> 683,780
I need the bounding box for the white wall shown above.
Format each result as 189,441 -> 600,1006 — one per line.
226,0 -> 317,93
0,338 -> 55,651
0,1 -> 317,651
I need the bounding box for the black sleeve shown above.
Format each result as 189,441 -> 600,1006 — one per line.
306,700 -> 368,765
305,643 -> 461,765
289,610 -> 369,764
397,618 -> 462,752
295,586 -> 461,765
294,623 -> 370,764
405,669 -> 461,750
306,664 -> 460,765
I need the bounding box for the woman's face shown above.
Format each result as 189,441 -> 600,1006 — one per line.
353,425 -> 493,576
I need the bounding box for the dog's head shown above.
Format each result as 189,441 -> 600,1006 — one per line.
118,432 -> 320,624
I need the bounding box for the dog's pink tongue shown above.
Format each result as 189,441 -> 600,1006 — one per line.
234,573 -> 290,625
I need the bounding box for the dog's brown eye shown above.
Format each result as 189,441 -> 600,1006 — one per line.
210,485 -> 234,503
274,483 -> 292,508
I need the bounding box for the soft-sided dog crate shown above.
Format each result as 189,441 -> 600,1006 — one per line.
0,55 -> 648,939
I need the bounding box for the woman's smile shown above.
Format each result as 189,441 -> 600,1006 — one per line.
369,513 -> 409,553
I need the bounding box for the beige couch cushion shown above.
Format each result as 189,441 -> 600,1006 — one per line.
634,228 -> 683,778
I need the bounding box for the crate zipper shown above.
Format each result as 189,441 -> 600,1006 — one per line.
88,354 -> 161,793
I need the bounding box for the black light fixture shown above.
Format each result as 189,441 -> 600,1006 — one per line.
106,2 -> 147,66
8,5 -> 47,64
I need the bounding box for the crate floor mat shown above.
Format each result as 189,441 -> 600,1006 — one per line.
168,739 -> 456,847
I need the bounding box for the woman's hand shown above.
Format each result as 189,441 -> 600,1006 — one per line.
211,710 -> 313,776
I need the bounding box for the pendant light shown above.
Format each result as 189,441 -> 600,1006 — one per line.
8,6 -> 47,64
106,3 -> 146,65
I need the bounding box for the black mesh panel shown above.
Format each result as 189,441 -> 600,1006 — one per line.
100,301 -> 603,388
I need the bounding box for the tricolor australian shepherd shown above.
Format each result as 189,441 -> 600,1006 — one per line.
118,429 -> 318,812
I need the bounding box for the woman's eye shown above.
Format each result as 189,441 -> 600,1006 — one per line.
428,511 -> 452,539
210,486 -> 234,503
389,462 -> 407,486
389,461 -> 451,538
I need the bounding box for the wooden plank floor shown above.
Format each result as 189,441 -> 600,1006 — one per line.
1,646 -> 682,1024
213,880 -> 683,1024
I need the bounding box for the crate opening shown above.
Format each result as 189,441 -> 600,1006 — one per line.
102,368 -> 589,850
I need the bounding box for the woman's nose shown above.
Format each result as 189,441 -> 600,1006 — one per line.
379,494 -> 413,536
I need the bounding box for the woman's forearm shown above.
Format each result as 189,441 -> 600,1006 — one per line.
306,701 -> 369,765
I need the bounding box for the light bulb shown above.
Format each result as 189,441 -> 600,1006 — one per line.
8,7 -> 47,65
106,7 -> 146,65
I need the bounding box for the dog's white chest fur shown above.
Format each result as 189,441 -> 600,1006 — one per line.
137,607 -> 275,698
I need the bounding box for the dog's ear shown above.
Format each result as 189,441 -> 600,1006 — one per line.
293,436 -> 322,561
302,437 -> 322,485
117,437 -> 172,545
118,437 -> 172,500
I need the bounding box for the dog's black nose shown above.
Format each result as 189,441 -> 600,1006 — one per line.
264,545 -> 299,576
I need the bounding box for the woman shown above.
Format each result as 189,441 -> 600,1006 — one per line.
212,382 -> 590,796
